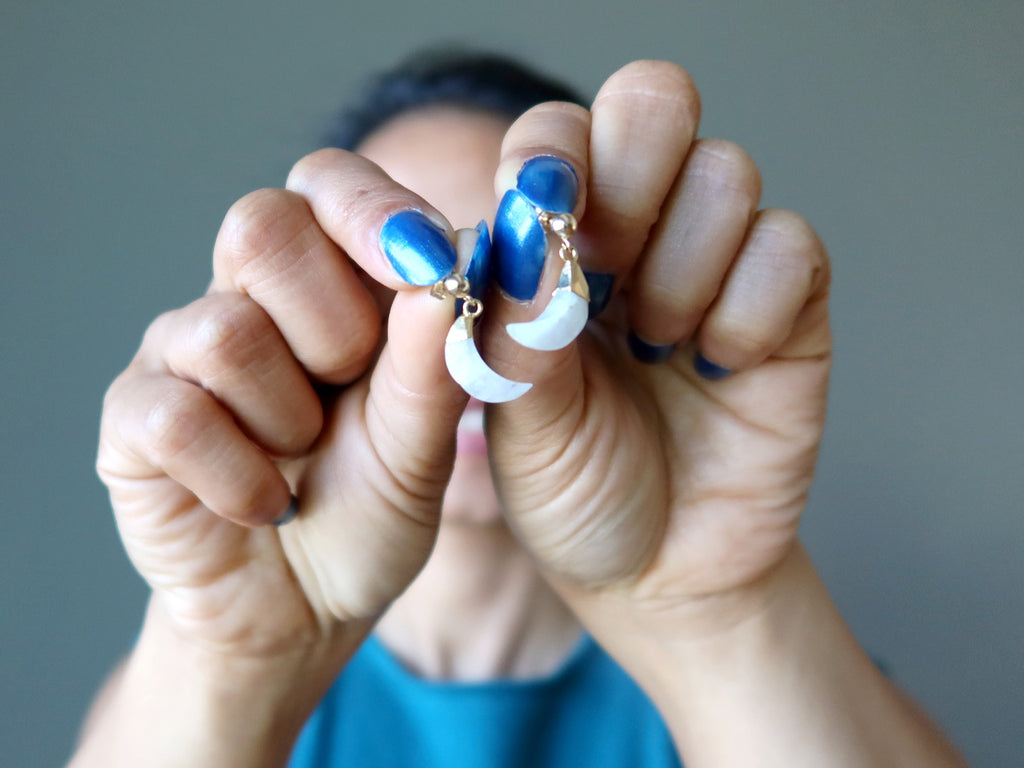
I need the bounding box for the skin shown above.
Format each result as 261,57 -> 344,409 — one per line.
71,61 -> 966,767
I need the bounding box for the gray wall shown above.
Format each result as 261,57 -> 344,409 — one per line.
2,1 -> 1021,765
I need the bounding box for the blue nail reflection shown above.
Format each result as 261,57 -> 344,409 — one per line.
516,156 -> 579,213
379,210 -> 457,286
493,189 -> 547,301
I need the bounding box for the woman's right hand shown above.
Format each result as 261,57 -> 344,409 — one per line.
97,149 -> 469,664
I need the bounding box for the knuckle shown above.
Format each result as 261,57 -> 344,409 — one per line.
96,373 -> 135,472
506,102 -> 592,167
754,209 -> 828,286
612,59 -> 697,96
756,209 -> 819,257
189,297 -> 272,376
516,100 -> 591,135
216,188 -> 315,281
143,385 -> 214,464
288,148 -> 406,235
139,308 -> 177,353
99,369 -> 133,421
688,139 -> 762,206
599,60 -> 700,122
286,147 -> 349,189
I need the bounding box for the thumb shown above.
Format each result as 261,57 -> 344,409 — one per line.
371,286 -> 470,472
283,284 -> 468,621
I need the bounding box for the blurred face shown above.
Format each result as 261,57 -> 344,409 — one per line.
358,107 -> 512,526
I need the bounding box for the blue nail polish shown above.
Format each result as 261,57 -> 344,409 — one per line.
457,220 -> 492,316
516,156 -> 578,213
694,353 -> 731,380
584,272 -> 615,318
273,496 -> 299,527
492,189 -> 547,301
466,220 -> 492,299
379,210 -> 457,286
628,331 -> 676,364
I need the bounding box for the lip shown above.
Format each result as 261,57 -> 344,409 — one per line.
456,398 -> 488,456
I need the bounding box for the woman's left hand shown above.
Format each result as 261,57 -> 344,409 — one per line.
479,61 -> 973,768
483,59 -> 831,628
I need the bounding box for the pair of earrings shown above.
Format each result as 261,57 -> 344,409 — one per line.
433,208 -> 590,403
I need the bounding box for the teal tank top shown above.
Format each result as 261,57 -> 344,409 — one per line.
288,634 -> 682,767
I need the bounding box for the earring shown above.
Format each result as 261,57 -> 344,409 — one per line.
432,225 -> 532,403
505,211 -> 590,351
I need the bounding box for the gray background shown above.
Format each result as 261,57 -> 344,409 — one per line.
2,0 -> 1021,765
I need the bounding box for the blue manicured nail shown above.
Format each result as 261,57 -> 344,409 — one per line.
492,188 -> 547,301
465,220 -> 492,299
457,220 -> 492,316
516,156 -> 578,213
379,210 -> 457,286
584,272 -> 615,318
628,331 -> 676,364
694,352 -> 731,380
273,495 -> 299,527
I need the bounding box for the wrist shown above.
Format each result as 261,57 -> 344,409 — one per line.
566,543 -> 826,696
600,545 -> 850,726
567,544 -> 964,766
71,596 -> 368,768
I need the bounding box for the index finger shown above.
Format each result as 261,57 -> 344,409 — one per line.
286,148 -> 459,290
491,61 -> 700,311
491,102 -> 591,302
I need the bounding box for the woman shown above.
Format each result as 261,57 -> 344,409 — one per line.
70,52 -> 966,766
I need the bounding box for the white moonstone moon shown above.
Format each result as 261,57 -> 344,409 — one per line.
505,288 -> 589,351
445,319 -> 532,403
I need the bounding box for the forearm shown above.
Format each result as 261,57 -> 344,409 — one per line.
577,545 -> 966,767
69,597 -> 361,768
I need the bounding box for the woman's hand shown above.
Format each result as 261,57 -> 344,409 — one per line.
484,59 -> 830,616
97,152 -> 472,666
86,150 -> 488,767
480,61 -> 967,767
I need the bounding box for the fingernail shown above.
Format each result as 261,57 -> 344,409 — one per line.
273,495 -> 299,527
492,188 -> 547,301
694,352 -> 731,380
516,156 -> 578,213
457,221 -> 492,316
379,210 -> 457,286
627,331 -> 676,364
465,221 -> 492,299
584,272 -> 615,318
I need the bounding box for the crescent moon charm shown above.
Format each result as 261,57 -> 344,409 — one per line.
445,314 -> 532,403
505,260 -> 590,351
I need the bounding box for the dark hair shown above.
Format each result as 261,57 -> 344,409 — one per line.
326,47 -> 587,150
